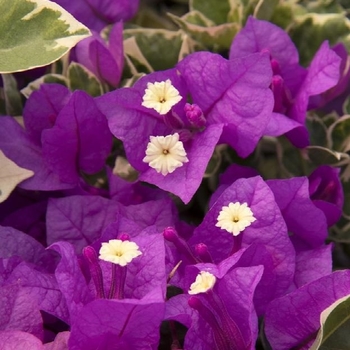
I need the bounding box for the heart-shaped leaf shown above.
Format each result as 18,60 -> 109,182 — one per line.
0,0 -> 90,73
310,295 -> 350,350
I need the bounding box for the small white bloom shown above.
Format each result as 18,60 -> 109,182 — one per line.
142,79 -> 182,115
216,202 -> 256,236
189,271 -> 216,295
143,133 -> 189,176
99,239 -> 142,266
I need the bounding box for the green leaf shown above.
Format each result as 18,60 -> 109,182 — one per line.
306,113 -> 329,147
184,10 -> 215,26
253,0 -> 279,21
327,115 -> 350,152
281,147 -> 306,176
342,96 -> 350,116
190,0 -> 231,24
120,73 -> 145,88
290,13 -> 350,65
20,73 -> 68,98
269,2 -> 297,29
1,74 -> 23,116
342,170 -> 350,218
68,62 -> 103,97
305,146 -> 349,166
302,0 -> 345,14
113,156 -> 139,182
123,35 -> 154,74
0,0 -> 90,73
310,295 -> 350,350
168,12 -> 239,51
204,147 -> 222,178
228,0 -> 262,26
124,29 -> 197,72
0,150 -> 34,203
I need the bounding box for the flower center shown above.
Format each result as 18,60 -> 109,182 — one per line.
142,79 -> 182,115
143,133 -> 189,176
99,239 -> 142,266
189,271 -> 216,295
216,202 -> 256,235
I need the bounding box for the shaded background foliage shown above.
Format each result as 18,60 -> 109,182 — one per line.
2,0 -> 350,349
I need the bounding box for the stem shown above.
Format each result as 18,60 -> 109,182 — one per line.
230,234 -> 243,255
108,264 -> 126,299
83,246 -> 105,299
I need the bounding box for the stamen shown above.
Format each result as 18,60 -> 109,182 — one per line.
206,291 -> 246,350
270,75 -> 293,114
83,246 -> 105,299
188,296 -> 230,350
163,227 -> 197,264
194,243 -> 213,263
270,58 -> 281,75
108,264 -> 126,299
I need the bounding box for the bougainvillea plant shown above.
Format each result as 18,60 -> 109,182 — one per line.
1,0 -> 350,349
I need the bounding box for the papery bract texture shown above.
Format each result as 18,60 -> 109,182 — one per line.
42,91 -> 112,184
229,16 -> 341,148
265,270 -> 350,350
96,68 -> 223,203
75,22 -> 123,87
23,84 -> 71,145
0,86 -> 112,191
310,43 -> 350,113
0,330 -> 43,350
177,51 -> 274,157
52,0 -> 139,32
291,245 -> 332,290
97,231 -> 167,300
46,196 -> 119,253
0,284 -> 43,340
189,176 -> 295,310
0,226 -> 56,271
68,291 -> 165,350
166,265 -> 263,350
308,165 -> 344,226
267,177 -> 328,249
49,242 -> 94,324
108,168 -> 168,205
0,117 -> 72,191
229,16 -> 300,68
4,261 -> 69,323
1,198 -> 47,245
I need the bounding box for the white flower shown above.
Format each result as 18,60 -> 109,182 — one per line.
142,79 -> 182,115
189,271 -> 216,295
99,239 -> 142,266
215,202 -> 256,236
143,133 -> 189,176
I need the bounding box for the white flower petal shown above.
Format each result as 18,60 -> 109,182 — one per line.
143,133 -> 189,176
99,239 -> 142,266
189,271 -> 216,295
215,202 -> 256,236
141,79 -> 182,115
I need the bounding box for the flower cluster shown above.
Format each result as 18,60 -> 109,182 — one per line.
1,2 -> 350,350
